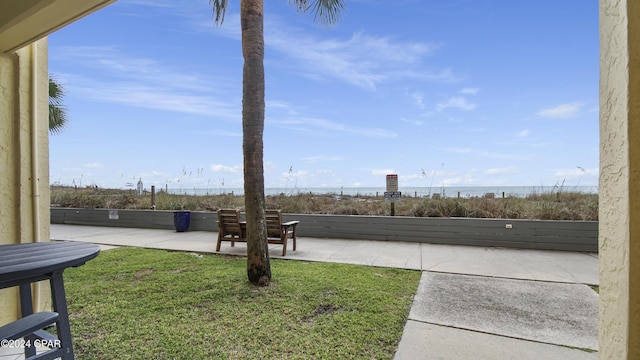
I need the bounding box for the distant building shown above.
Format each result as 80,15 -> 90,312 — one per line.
137,178 -> 143,195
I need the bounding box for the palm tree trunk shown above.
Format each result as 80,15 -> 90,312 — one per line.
241,0 -> 271,285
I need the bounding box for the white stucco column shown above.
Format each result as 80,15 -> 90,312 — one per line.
0,0 -> 116,329
0,38 -> 50,325
599,0 -> 640,358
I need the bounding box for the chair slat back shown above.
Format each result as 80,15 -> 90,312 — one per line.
265,210 -> 283,238
218,209 -> 241,237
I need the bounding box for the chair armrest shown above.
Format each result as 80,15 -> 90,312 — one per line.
281,221 -> 299,239
0,312 -> 58,341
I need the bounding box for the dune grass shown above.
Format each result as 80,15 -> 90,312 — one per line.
51,186 -> 598,220
64,247 -> 421,359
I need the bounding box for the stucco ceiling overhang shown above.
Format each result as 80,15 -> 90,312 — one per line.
0,0 -> 116,53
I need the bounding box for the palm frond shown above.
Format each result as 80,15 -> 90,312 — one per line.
209,0 -> 229,26
49,77 -> 68,134
289,0 -> 345,26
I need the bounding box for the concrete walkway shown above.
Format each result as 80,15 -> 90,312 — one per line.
48,224 -> 599,359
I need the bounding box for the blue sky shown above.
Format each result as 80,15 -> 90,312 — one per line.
48,0 -> 599,191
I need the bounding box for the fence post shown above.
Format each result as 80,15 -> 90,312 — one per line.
151,186 -> 156,210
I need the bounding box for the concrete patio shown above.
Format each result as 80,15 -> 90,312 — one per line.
0,224 -> 599,359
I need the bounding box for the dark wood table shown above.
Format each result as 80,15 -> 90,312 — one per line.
0,241 -> 100,360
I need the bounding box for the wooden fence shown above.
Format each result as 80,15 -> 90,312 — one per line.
50,208 -> 598,252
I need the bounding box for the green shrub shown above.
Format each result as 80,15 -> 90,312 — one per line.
50,186 -> 598,221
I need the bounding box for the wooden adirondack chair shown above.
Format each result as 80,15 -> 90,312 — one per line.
216,209 -> 245,252
265,209 -> 299,256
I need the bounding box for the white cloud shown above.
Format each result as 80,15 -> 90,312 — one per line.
446,147 -> 473,154
401,118 -> 424,126
283,169 -> 310,179
51,46 -> 241,119
412,91 -> 425,109
303,155 -> 343,163
436,96 -> 476,111
444,147 -> 531,161
554,167 -> 599,178
401,67 -> 460,84
83,163 -> 103,168
271,117 -> 398,138
267,100 -> 296,111
264,26 -> 455,90
58,46 -> 212,92
518,129 -> 530,137
214,130 -> 242,137
400,173 -> 421,181
537,102 -> 582,118
485,167 -> 519,176
460,88 -> 480,95
266,99 -> 397,138
210,164 -> 242,173
263,161 -> 278,173
372,169 -> 395,176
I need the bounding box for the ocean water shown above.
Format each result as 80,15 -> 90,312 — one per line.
167,185 -> 598,198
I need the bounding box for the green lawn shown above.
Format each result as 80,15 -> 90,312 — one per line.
64,247 -> 421,359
